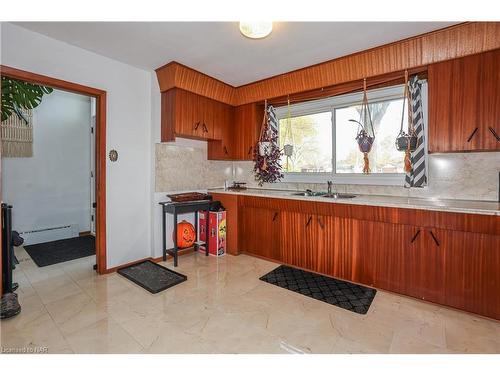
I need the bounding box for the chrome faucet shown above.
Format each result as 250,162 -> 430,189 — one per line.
327,180 -> 334,195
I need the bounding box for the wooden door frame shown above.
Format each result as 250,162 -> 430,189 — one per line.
0,65 -> 107,275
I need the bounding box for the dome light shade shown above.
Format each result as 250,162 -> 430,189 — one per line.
239,22 -> 273,39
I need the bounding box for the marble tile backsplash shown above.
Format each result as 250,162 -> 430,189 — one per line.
156,143 -> 500,202
155,143 -> 234,192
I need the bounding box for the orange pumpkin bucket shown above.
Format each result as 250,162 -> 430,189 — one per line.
174,220 -> 196,248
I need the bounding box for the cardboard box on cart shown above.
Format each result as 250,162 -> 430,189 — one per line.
198,210 -> 226,256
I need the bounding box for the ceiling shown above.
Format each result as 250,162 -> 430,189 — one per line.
14,22 -> 458,86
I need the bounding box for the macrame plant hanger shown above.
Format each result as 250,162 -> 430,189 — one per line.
395,70 -> 417,173
350,78 -> 375,174
257,99 -> 270,171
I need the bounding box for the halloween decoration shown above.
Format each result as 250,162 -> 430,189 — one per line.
253,101 -> 284,185
395,71 -> 417,173
175,220 -> 196,248
349,79 -> 375,174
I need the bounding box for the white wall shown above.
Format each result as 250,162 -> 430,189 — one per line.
2,90 -> 92,240
1,22 -> 153,268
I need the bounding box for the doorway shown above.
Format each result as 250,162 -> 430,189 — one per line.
0,66 -> 107,293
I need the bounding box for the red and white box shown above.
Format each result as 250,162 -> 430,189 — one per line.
198,210 -> 226,256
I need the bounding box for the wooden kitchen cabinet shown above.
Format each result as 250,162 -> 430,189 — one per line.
231,103 -> 263,160
207,103 -> 234,159
317,216 -> 357,281
442,229 -> 500,319
208,102 -> 263,160
279,211 -> 318,271
160,88 -> 232,142
356,221 -> 445,304
403,228 -> 446,304
239,206 -> 281,260
428,49 -> 500,152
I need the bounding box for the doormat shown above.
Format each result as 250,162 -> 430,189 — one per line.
24,235 -> 95,267
117,260 -> 187,294
260,265 -> 376,314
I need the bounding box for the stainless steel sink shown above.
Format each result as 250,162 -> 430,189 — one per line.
291,191 -> 326,197
323,193 -> 357,199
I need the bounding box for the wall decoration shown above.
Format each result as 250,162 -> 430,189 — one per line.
109,149 -> 118,162
253,101 -> 284,186
0,108 -> 33,157
1,77 -> 54,158
349,79 -> 375,173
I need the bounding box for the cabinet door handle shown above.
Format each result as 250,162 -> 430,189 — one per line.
429,230 -> 440,247
248,146 -> 253,155
194,121 -> 200,131
202,123 -> 208,133
489,127 -> 500,141
317,218 -> 325,229
272,212 -> 279,221
410,230 -> 421,243
466,127 -> 478,142
305,216 -> 312,227
223,146 -> 229,155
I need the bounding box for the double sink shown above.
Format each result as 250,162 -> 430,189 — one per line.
291,190 -> 357,199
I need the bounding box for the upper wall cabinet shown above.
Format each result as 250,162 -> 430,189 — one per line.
160,88 -> 232,142
428,49 -> 500,153
207,103 -> 263,161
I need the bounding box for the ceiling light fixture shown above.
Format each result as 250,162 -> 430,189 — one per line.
239,22 -> 273,39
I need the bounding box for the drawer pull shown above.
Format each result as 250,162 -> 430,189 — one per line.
489,127 -> 500,141
272,212 -> 279,221
202,123 -> 208,133
466,127 -> 478,142
429,231 -> 440,247
223,146 -> 229,155
194,121 -> 200,131
305,216 -> 312,227
410,230 -> 420,243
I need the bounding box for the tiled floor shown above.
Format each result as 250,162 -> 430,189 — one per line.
1,247 -> 499,354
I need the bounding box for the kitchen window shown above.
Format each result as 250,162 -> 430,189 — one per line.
276,83 -> 428,185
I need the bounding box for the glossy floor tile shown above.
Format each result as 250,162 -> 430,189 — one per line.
1,247 -> 499,354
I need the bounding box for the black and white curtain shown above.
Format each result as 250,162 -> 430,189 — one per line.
404,76 -> 427,187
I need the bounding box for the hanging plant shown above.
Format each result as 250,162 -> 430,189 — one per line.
349,78 -> 375,174
1,76 -> 53,123
253,101 -> 284,186
395,70 -> 417,173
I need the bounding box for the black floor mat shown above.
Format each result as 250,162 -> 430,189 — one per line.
24,235 -> 95,267
260,265 -> 376,314
117,260 -> 187,294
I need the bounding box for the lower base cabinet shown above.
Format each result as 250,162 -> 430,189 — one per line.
232,194 -> 500,320
442,229 -> 500,319
239,206 -> 280,260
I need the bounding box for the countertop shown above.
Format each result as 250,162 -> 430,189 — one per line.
208,188 -> 500,216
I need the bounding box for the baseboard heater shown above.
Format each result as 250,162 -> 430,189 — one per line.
20,224 -> 79,246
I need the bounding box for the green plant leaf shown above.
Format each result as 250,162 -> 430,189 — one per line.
1,76 -> 53,123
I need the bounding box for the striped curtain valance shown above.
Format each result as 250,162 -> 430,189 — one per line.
1,109 -> 34,158
404,76 -> 427,188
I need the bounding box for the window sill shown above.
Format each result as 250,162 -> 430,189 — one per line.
282,173 -> 406,186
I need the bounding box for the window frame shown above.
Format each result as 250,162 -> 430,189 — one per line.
275,82 -> 428,186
